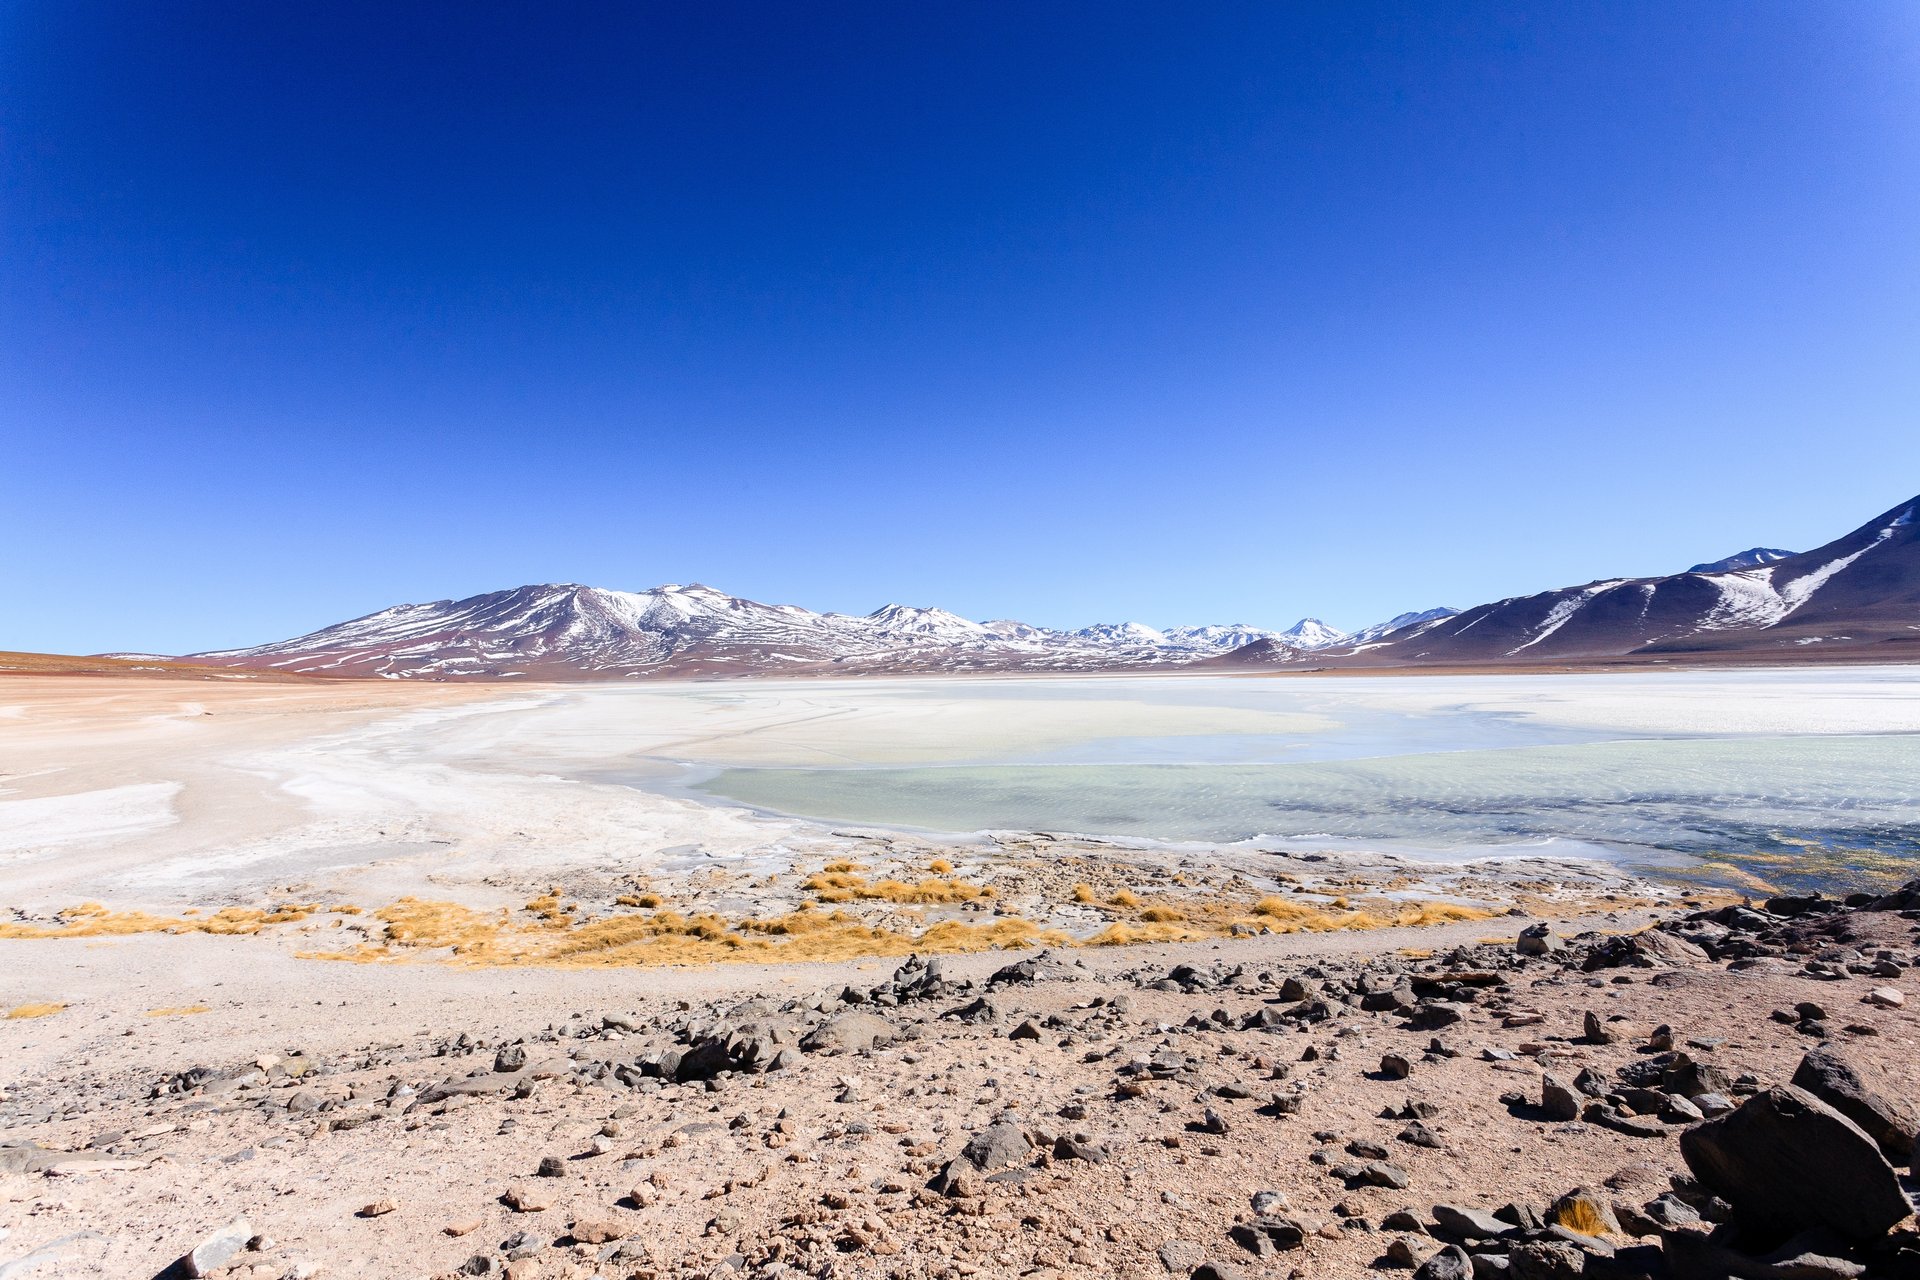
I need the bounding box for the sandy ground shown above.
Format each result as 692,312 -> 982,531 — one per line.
1,904 -> 1915,1280
3,673 -> 1916,1278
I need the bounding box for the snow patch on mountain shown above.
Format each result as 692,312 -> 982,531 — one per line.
1507,581 -> 1633,655
1344,608 -> 1460,646
1688,547 -> 1795,574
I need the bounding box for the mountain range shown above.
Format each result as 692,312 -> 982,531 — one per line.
1217,492 -> 1919,670
186,584 -> 1397,680
175,491 -> 1919,679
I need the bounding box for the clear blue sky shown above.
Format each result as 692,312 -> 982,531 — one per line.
4,2 -> 1918,654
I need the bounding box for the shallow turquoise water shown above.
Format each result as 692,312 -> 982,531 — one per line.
700,733 -> 1920,889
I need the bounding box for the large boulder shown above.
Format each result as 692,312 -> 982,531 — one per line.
184,1217 -> 254,1277
930,1116 -> 1032,1194
961,1118 -> 1031,1172
1791,1046 -> 1917,1164
1679,1085 -> 1910,1242
1516,923 -> 1564,957
1581,927 -> 1708,971
799,1011 -> 897,1055
987,949 -> 1084,987
1864,878 -> 1920,912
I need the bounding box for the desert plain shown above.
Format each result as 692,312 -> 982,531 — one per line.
1,671 -> 1917,1280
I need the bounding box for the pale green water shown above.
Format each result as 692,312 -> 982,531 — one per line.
687,672 -> 1920,891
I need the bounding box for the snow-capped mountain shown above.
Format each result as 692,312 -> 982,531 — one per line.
178,492 -> 1920,679
189,585 -> 1317,680
1067,621 -> 1170,649
1316,495 -> 1919,665
1279,618 -> 1349,649
1688,547 -> 1796,574
1160,624 -> 1286,652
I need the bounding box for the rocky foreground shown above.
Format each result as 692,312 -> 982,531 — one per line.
3,887 -> 1918,1280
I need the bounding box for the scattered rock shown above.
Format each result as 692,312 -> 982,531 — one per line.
1412,1243 -> 1472,1279
570,1216 -> 626,1244
1515,924 -> 1563,957
1679,1085 -> 1910,1242
183,1217 -> 254,1277
1540,1074 -> 1580,1122
1432,1204 -> 1510,1241
1158,1239 -> 1208,1272
799,1011 -> 897,1055
1791,1045 -> 1918,1163
502,1183 -> 553,1213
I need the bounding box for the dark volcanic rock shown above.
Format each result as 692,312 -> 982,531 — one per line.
1679,1085 -> 1909,1242
1541,1074 -> 1581,1122
1432,1204 -> 1510,1241
960,1118 -> 1031,1173
1412,1244 -> 1472,1279
1790,1046 -> 1918,1164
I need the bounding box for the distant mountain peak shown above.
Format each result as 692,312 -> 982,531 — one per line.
1280,618 -> 1349,649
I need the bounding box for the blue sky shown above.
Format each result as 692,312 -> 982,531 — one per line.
4,2 -> 1918,654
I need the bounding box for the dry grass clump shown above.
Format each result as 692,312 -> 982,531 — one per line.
0,902 -> 319,939
301,892 -> 1068,970
373,898 -> 508,952
524,890 -> 578,925
1083,921 -> 1204,946
146,1004 -> 210,1017
918,918 -> 1070,952
1,867 -> 1497,974
1245,895 -> 1491,933
802,869 -> 995,905
1079,892 -> 1496,945
4,1002 -> 66,1019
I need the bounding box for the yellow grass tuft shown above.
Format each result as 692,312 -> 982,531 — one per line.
0,901 -> 319,940
1108,888 -> 1140,909
1083,921 -> 1203,946
146,1004 -> 210,1017
1550,1197 -> 1615,1238
5,1002 -> 67,1019
802,870 -> 993,905
1138,905 -> 1184,923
